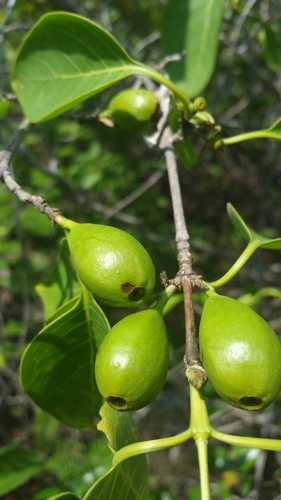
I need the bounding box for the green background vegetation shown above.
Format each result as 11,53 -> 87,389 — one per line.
1,0 -> 281,498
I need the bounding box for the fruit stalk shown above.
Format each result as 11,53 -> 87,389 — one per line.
189,384 -> 211,500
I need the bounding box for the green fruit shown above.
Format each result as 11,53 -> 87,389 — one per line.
95,308 -> 169,411
101,89 -> 160,132
199,291 -> 281,410
64,220 -> 156,307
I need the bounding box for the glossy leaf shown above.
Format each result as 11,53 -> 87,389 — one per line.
83,403 -> 149,499
161,0 -> 224,97
36,238 -> 80,322
11,12 -> 143,123
227,203 -> 281,249
0,445 -> 44,496
20,290 -> 110,428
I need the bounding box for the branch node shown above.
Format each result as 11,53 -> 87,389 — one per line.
185,361 -> 208,390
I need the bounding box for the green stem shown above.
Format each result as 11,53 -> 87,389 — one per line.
255,287 -> 281,301
152,285 -> 177,313
196,439 -> 211,500
112,427 -> 193,467
189,385 -> 212,499
221,129 -> 280,145
130,64 -> 191,111
189,384 -> 211,437
205,240 -> 259,288
54,214 -> 78,232
210,427 -> 281,452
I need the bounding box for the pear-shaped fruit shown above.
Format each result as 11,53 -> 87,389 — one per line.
63,219 -> 156,307
95,308 -> 169,411
199,291 -> 281,410
100,89 -> 160,132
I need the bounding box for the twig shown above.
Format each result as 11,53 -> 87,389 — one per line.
18,144 -> 143,226
103,169 -> 165,220
0,119 -> 61,222
159,126 -> 207,389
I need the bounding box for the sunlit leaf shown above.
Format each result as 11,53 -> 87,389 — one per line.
0,445 -> 44,496
11,12 -> 144,122
36,238 -> 80,322
20,291 -> 110,428
161,0 -> 224,97
82,403 -> 149,500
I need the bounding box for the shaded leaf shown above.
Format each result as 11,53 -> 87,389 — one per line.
11,12 -> 143,122
47,494 -> 80,500
174,136 -> 198,170
227,203 -> 251,242
258,24 -> 281,72
0,100 -> 10,119
20,291 -> 110,428
0,445 -> 44,496
83,403 -> 149,499
161,0 -> 224,97
227,203 -> 281,249
36,238 -> 80,322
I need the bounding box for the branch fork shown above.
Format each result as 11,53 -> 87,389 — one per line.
159,125 -> 208,389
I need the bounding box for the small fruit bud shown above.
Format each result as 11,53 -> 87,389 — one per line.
100,89 -> 160,132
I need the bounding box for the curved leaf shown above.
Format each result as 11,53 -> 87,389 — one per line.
227,203 -> 252,241
83,403 -> 149,500
0,445 -> 44,496
11,12 -> 142,122
227,203 -> 281,249
161,0 -> 224,97
20,290 -> 110,428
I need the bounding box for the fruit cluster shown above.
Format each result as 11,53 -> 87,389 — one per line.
58,216 -> 168,411
58,211 -> 281,414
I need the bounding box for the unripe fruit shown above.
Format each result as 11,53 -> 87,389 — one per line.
63,219 -> 156,307
95,308 -> 169,411
100,89 -> 160,132
199,292 -> 281,410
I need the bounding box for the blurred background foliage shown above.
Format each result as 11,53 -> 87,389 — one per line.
1,0 -> 281,498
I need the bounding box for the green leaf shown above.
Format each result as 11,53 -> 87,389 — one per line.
161,0 -> 224,97
0,100 -> 10,119
82,403 -> 149,500
258,24 -> 281,72
227,203 -> 281,249
47,494 -> 79,500
20,290 -> 110,428
36,238 -> 80,322
0,445 -> 44,496
174,136 -> 198,170
227,203 -> 252,242
11,12 -> 143,123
